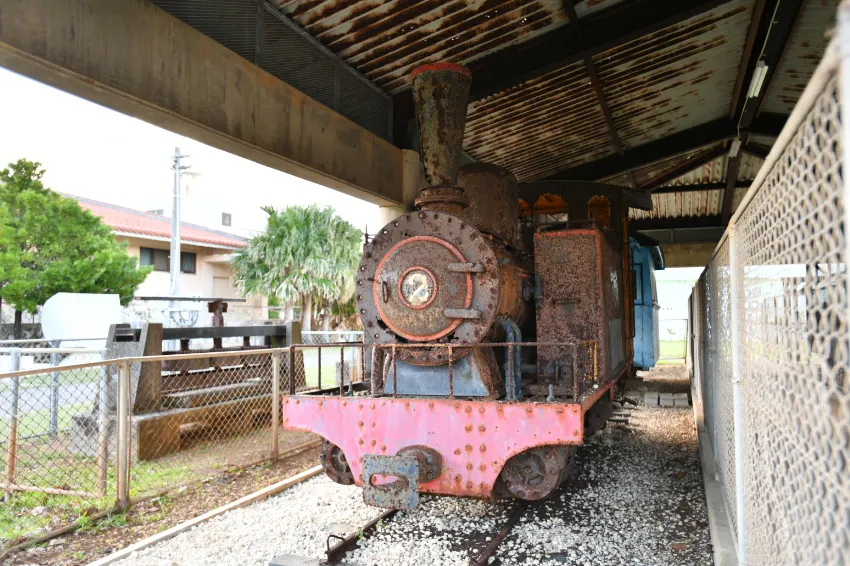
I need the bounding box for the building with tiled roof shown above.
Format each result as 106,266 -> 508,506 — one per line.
68,195 -> 259,305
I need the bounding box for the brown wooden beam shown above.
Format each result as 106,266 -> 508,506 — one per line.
653,180 -> 751,194
631,215 -> 723,230
563,2 -> 635,188
721,154 -> 743,224
467,0 -> 733,102
642,146 -> 728,191
729,0 -> 767,119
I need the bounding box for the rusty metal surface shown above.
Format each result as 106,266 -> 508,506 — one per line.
760,0 -> 836,114
605,148 -> 763,188
464,60 -> 614,182
495,445 -> 573,500
534,228 -> 622,385
458,162 -> 520,246
276,0 -> 568,93
357,212 -> 528,365
619,151 -> 762,220
411,63 -> 471,189
593,0 -> 754,149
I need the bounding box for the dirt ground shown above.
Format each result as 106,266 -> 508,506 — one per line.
2,439 -> 321,566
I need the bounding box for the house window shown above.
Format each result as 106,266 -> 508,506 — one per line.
222,212 -> 232,227
181,251 -> 196,274
147,209 -> 164,216
139,247 -> 197,274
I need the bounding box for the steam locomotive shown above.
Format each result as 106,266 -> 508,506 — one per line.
282,62 -> 651,510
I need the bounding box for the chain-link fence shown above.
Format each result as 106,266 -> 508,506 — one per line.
689,32 -> 849,565
0,345 -> 320,543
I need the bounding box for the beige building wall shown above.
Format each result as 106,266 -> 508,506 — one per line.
119,236 -> 264,308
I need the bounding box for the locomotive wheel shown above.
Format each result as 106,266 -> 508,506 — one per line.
495,445 -> 575,501
320,440 -> 354,485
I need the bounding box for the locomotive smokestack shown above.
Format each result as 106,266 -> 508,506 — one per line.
410,62 -> 472,214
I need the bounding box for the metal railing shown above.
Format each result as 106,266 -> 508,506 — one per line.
689,29 -> 849,565
286,341 -> 600,403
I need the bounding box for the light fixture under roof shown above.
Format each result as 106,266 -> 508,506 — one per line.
729,138 -> 742,158
747,61 -> 769,98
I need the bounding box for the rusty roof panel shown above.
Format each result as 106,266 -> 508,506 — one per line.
629,190 -> 723,219
277,0 -> 569,93
594,0 -> 754,149
760,1 -> 836,115
464,62 -> 616,181
606,145 -> 763,190
628,185 -> 749,220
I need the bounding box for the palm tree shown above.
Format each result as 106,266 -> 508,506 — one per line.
231,205 -> 362,332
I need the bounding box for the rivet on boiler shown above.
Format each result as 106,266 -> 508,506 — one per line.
480,444 -> 486,452
478,425 -> 486,432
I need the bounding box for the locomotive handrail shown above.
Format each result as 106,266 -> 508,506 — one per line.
285,340 -> 599,401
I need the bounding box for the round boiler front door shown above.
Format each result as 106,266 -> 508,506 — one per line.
373,236 -> 472,342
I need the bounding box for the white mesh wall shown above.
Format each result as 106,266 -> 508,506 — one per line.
691,37 -> 850,564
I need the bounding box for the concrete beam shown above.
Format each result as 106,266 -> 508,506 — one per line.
0,0 -> 407,206
662,243 -> 718,268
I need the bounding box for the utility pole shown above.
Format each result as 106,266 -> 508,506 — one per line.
170,148 -> 192,297
169,147 -> 192,338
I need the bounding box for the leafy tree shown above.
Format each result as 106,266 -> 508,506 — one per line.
231,205 -> 362,331
0,159 -> 152,336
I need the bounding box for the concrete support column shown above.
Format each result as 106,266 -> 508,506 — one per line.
375,150 -> 424,227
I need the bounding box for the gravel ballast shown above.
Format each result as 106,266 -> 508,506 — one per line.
115,369 -> 711,566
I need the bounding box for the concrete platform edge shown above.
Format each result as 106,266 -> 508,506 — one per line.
693,387 -> 738,566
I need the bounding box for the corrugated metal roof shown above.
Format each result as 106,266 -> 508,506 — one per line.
594,0 -> 753,149
464,0 -> 755,181
464,61 -> 615,181
625,149 -> 761,220
760,0 -> 836,114
276,0 -> 569,94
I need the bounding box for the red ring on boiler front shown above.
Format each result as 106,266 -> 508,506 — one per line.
373,236 -> 473,342
397,266 -> 438,310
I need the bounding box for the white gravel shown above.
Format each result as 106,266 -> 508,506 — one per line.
113,476 -> 378,566
115,368 -> 711,566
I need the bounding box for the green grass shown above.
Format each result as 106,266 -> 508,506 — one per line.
659,340 -> 686,363
0,444 -> 189,542
0,402 -> 93,442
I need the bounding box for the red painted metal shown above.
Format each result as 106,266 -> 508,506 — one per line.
283,396 -> 585,498
409,62 -> 472,81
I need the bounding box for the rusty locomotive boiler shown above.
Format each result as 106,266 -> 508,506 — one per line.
282,62 -> 646,510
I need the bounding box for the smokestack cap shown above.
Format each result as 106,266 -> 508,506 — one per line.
410,62 -> 472,82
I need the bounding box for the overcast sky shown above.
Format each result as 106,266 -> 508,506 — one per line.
0,67 -> 380,235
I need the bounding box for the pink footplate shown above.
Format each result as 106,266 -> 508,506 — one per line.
282,396 -> 583,498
